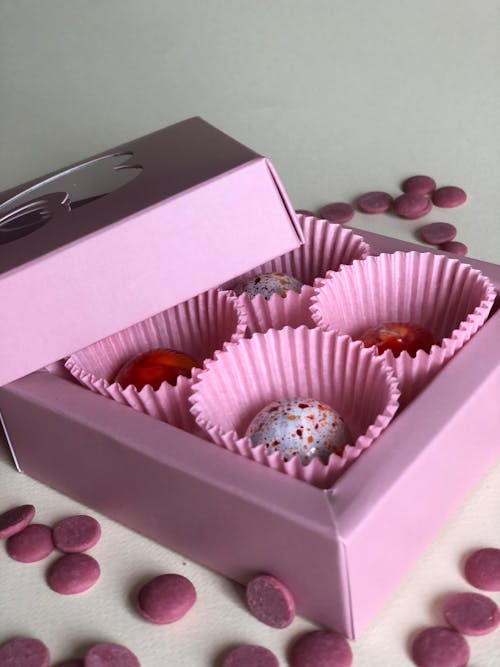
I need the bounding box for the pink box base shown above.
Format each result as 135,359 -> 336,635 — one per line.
1,228 -> 499,639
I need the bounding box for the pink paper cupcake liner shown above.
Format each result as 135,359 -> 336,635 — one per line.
224,215 -> 370,334
310,251 -> 496,407
65,289 -> 247,432
189,326 -> 400,488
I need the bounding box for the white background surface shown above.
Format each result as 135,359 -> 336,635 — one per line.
0,2 -> 499,665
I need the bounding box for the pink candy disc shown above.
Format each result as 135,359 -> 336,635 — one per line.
393,193 -> 432,219
411,627 -> 470,667
84,643 -> 140,667
357,191 -> 393,214
0,504 -> 35,539
0,637 -> 50,667
53,515 -> 101,553
289,631 -> 353,667
246,574 -> 296,628
137,573 -> 196,624
432,186 -> 467,208
47,553 -> 100,594
318,202 -> 355,224
402,175 -> 437,195
464,547 -> 500,591
442,592 -> 500,636
223,645 -> 279,667
419,222 -> 457,245
439,241 -> 468,256
6,524 -> 54,563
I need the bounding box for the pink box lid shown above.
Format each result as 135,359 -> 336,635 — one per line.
0,117 -> 302,386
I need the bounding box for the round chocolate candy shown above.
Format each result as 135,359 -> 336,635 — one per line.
393,193 -> 432,219
235,272 -> 303,301
223,645 -> 279,667
442,592 -> 500,636
245,397 -> 352,465
52,515 -> 101,553
402,175 -> 437,195
246,574 -> 296,628
359,322 -> 437,358
0,637 -> 50,667
115,348 -> 202,391
6,524 -> 54,563
411,627 -> 470,667
136,573 -> 196,624
289,631 -> 353,667
356,191 -> 393,214
419,222 -> 457,245
318,202 -> 355,224
432,186 -> 467,208
464,547 -> 500,591
0,504 -> 35,539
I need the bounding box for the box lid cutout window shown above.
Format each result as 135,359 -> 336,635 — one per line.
0,153 -> 142,244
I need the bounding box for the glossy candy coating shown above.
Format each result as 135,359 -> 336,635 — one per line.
115,348 -> 202,391
236,272 -> 303,301
359,322 -> 437,358
246,397 -> 352,465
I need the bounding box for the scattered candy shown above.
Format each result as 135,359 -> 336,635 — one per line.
318,202 -> 355,224
402,175 -> 437,195
432,186 -> 467,208
6,524 -> 54,563
439,241 -> 468,256
115,348 -> 202,391
0,637 -> 50,667
245,397 -> 352,465
359,322 -> 437,358
53,515 -> 101,553
289,631 -> 353,667
246,574 -> 296,628
0,504 -> 35,539
464,547 -> 500,591
356,191 -> 393,214
419,222 -> 457,245
393,193 -> 432,219
47,553 -> 100,595
223,645 -> 279,667
411,627 -> 470,667
136,573 -> 196,624
235,272 -> 303,300
442,592 -> 500,636
84,643 -> 140,667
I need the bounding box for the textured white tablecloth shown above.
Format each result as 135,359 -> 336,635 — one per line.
0,2 -> 499,665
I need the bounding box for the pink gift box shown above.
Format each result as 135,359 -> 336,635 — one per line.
0,120 -> 499,639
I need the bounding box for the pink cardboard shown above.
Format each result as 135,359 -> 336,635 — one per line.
0,118 -> 302,386
1,228 -> 498,638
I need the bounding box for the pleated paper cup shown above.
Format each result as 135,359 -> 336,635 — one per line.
311,251 -> 496,407
190,326 -> 400,488
223,215 -> 369,334
65,289 -> 247,432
